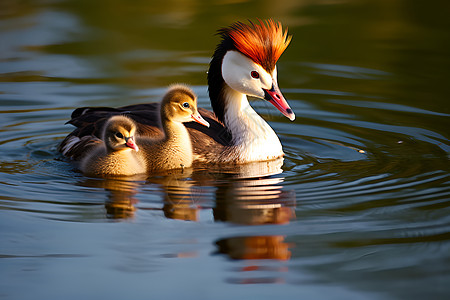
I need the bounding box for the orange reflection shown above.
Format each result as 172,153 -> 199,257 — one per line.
216,234 -> 293,284
216,235 -> 292,260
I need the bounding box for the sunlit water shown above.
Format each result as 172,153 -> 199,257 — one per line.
1,1 -> 449,299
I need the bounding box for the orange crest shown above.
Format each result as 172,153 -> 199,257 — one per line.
227,19 -> 292,71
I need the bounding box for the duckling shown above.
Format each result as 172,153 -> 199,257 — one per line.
80,115 -> 145,176
79,84 -> 209,176
137,84 -> 209,172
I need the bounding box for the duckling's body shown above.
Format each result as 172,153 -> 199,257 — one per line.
80,116 -> 145,176
81,147 -> 145,176
78,85 -> 209,176
137,121 -> 193,171
137,85 -> 208,171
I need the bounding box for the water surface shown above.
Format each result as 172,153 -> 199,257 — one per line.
1,0 -> 449,299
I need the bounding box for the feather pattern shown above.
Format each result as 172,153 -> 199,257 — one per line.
225,19 -> 291,72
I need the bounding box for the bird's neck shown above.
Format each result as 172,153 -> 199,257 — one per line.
106,145 -> 129,155
220,85 -> 284,161
161,118 -> 193,150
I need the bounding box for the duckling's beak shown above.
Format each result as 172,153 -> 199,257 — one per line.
125,136 -> 139,152
191,113 -> 210,128
263,80 -> 295,121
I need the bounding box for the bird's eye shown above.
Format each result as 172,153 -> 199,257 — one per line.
182,102 -> 190,108
251,71 -> 260,79
115,132 -> 124,139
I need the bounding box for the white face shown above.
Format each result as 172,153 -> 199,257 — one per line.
221,51 -> 275,98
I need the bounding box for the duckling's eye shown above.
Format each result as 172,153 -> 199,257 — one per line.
251,71 -> 260,79
182,102 -> 190,108
115,132 -> 124,139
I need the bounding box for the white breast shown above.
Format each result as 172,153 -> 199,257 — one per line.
223,89 -> 284,162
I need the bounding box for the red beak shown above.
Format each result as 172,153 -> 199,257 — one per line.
263,81 -> 295,121
191,113 -> 210,128
125,136 -> 139,152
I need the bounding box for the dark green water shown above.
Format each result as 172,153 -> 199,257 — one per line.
1,0 -> 449,299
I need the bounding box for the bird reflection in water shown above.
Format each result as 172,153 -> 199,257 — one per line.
210,158 -> 295,284
79,158 -> 295,280
80,174 -> 147,219
150,168 -> 205,222
79,169 -> 199,220
215,235 -> 292,261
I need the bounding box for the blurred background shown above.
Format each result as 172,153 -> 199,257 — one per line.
0,1 -> 449,299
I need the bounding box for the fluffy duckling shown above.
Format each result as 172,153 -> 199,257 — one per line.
79,85 -> 209,176
80,115 -> 145,176
137,84 -> 209,172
